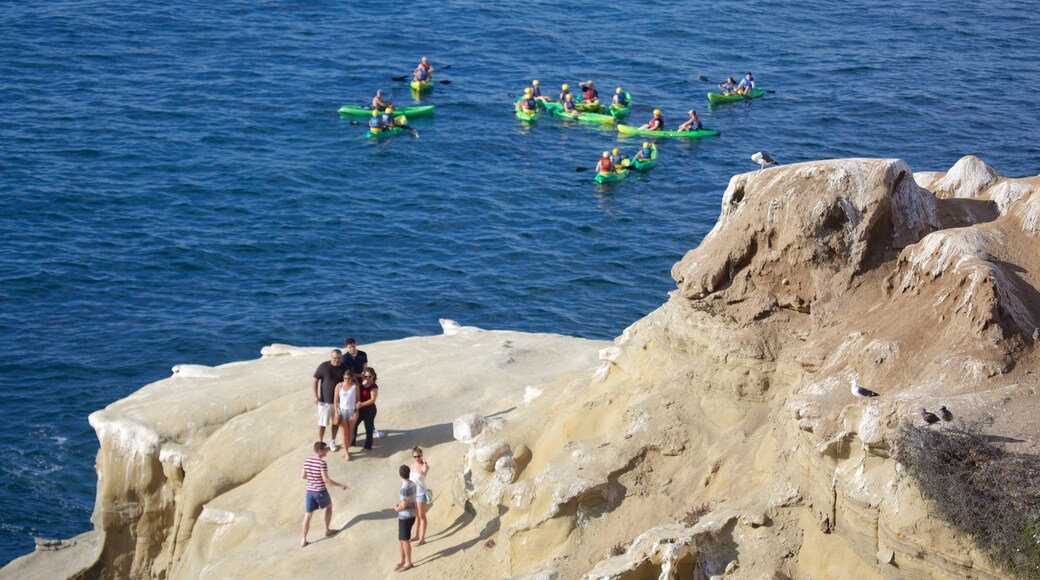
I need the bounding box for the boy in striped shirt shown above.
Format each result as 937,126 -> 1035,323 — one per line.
301,441 -> 349,547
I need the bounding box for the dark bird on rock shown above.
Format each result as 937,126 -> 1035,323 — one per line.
751,151 -> 778,171
921,408 -> 940,425
939,406 -> 952,421
851,377 -> 879,398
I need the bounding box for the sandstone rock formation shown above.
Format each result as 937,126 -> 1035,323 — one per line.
5,156 -> 1040,580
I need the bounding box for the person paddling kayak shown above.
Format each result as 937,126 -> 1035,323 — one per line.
531,80 -> 551,102
677,110 -> 702,131
372,90 -> 392,110
413,57 -> 434,82
737,72 -> 755,94
559,84 -> 572,103
612,87 -> 629,108
596,151 -> 615,175
636,142 -> 655,161
380,107 -> 398,130
639,109 -> 665,131
368,109 -> 384,133
610,148 -> 623,166
579,80 -> 600,106
518,88 -> 538,113
717,76 -> 738,95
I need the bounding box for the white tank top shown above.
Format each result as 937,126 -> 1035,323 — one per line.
337,383 -> 357,412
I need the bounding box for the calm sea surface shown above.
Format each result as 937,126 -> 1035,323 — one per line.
1,0 -> 1038,565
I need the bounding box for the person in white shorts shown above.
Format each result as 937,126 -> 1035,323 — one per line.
312,349 -> 350,449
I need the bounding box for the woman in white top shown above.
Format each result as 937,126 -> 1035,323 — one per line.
334,372 -> 359,460
409,446 -> 430,545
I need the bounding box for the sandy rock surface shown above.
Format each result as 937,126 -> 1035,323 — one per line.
6,156 -> 1040,580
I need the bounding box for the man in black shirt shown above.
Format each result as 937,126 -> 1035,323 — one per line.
313,349 -> 349,449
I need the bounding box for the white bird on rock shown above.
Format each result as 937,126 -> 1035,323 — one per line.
851,377 -> 879,398
751,152 -> 778,171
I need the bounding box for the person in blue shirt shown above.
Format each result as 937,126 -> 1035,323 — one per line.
717,76 -> 738,94
637,142 -> 655,161
518,88 -> 537,112
380,107 -> 398,129
413,57 -> 434,82
531,80 -> 551,102
558,83 -> 571,103
678,110 -> 702,132
562,93 -> 578,113
612,87 -> 629,108
737,72 -> 755,94
368,110 -> 384,133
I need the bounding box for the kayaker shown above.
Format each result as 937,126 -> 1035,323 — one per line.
562,94 -> 579,113
636,142 -> 655,161
639,109 -> 665,131
596,151 -> 615,175
368,109 -> 383,133
612,88 -> 629,108
519,88 -> 538,112
372,89 -> 392,110
531,80 -> 551,102
717,76 -> 738,94
559,84 -> 571,103
610,148 -> 623,166
737,72 -> 755,94
380,107 -> 398,129
579,80 -> 599,105
413,57 -> 434,82
677,110 -> 702,132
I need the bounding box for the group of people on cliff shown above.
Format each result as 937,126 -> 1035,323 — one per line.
300,338 -> 430,572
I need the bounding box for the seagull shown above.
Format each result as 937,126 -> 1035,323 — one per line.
850,377 -> 879,398
921,408 -> 940,425
939,406 -> 952,421
751,152 -> 778,171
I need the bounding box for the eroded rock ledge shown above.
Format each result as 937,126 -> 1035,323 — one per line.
5,157 -> 1039,580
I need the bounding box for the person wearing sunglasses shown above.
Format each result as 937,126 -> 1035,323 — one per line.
410,447 -> 430,545
352,368 -> 379,450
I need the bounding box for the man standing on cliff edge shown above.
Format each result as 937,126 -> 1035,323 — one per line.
313,349 -> 349,449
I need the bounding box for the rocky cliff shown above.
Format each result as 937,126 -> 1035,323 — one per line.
4,156 -> 1039,579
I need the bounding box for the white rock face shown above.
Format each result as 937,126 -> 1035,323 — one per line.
933,155 -> 1000,198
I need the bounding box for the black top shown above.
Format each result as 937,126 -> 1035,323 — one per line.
344,350 -> 368,375
313,361 -> 349,403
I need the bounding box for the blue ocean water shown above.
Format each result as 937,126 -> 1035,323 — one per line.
1,0 -> 1038,565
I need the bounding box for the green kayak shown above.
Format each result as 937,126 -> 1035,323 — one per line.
365,115 -> 409,139
609,93 -> 632,118
338,105 -> 434,118
616,124 -> 721,138
576,101 -> 606,114
410,80 -> 434,93
706,88 -> 765,103
632,144 -> 658,172
544,102 -> 614,124
594,167 -> 631,184
515,105 -> 539,122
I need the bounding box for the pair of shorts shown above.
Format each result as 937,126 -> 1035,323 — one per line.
338,407 -> 356,421
398,517 -> 416,540
305,490 -> 331,513
317,403 -> 335,426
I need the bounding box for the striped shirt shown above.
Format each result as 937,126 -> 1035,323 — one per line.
303,457 -> 328,492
